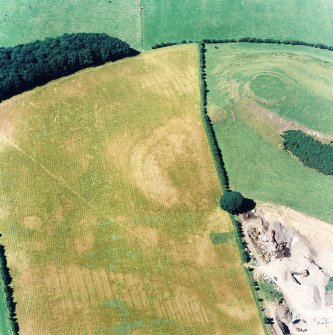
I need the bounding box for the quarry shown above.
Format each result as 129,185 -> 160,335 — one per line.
240,203 -> 333,335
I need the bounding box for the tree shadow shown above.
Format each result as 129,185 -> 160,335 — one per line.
264,317 -> 274,325
236,197 -> 256,214
128,48 -> 140,57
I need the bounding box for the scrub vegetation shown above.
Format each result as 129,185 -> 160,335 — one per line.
283,130 -> 333,175
258,281 -> 284,304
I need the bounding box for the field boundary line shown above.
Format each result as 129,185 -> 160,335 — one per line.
1,38 -> 332,109
197,42 -> 252,333
197,42 -> 270,335
152,37 -> 333,52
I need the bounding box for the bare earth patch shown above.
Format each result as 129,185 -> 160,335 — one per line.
258,202 -> 333,248
241,202 -> 333,335
208,104 -> 228,122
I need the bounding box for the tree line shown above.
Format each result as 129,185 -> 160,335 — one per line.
152,37 -> 333,51
283,130 -> 333,175
198,42 -> 230,192
199,42 -> 254,261
0,244 -> 19,333
198,42 -> 268,332
0,33 -> 139,102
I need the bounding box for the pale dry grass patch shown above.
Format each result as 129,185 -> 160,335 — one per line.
21,216 -> 43,231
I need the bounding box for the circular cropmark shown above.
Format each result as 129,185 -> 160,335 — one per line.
212,48 -> 333,134
250,73 -> 287,102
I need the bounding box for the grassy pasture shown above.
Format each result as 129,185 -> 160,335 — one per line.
142,0 -> 333,48
0,0 -> 141,49
206,43 -> 333,224
0,45 -> 262,334
3,1 -> 333,52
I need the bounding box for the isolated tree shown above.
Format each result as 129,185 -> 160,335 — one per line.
263,316 -> 274,325
219,191 -> 244,214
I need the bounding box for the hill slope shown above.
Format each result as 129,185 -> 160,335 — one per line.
206,43 -> 333,224
0,45 -> 262,334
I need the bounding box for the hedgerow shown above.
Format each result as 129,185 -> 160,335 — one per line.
198,42 -> 230,192
152,37 -> 333,52
0,33 -> 139,102
198,42 -> 269,335
0,245 -> 19,334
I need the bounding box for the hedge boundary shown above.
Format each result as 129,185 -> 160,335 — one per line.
197,42 -> 270,335
0,244 -> 19,334
197,42 -> 230,192
153,37 -> 333,51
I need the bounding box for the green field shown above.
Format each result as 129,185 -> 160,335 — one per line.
0,0 -> 141,49
142,0 -> 333,48
227,43 -> 333,134
2,1 -> 333,52
206,43 -> 333,224
0,45 -> 262,334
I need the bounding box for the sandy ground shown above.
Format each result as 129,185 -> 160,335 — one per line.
258,202 -> 333,249
241,202 -> 333,335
